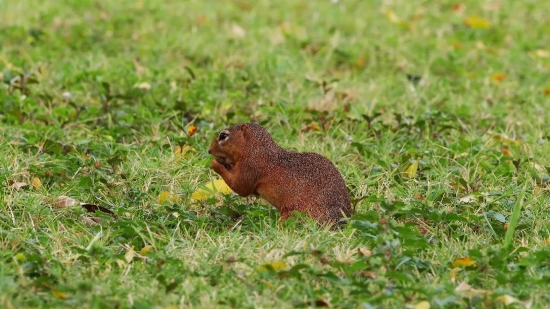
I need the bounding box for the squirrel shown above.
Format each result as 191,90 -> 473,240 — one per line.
207,123 -> 352,227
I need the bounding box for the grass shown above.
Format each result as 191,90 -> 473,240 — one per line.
1,0 -> 550,308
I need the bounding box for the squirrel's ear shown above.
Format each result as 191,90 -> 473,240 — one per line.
241,123 -> 251,139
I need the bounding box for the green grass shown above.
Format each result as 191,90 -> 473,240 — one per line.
1,0 -> 550,308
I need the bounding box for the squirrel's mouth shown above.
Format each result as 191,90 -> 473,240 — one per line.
215,157 -> 233,170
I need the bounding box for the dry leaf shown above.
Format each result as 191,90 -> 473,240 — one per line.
544,88 -> 550,96
231,24 -> 246,38
534,49 -> 549,58
452,256 -> 477,268
495,295 -> 520,306
82,216 -> 100,226
140,245 -> 154,255
502,146 -> 512,156
196,15 -> 207,26
80,203 -> 117,218
32,177 -> 42,189
490,72 -> 506,84
302,124 -> 321,132
9,181 -> 28,190
54,196 -> 79,208
187,124 -> 198,137
405,160 -> 418,178
413,301 -> 430,309
158,191 -> 177,204
463,16 -> 490,29
191,179 -> 233,200
459,195 -> 476,203
52,290 -> 68,300
452,3 -> 465,14
125,246 -> 135,263
455,281 -> 472,292
358,248 -> 372,257
258,262 -> 287,271
134,82 -> 151,90
385,9 -> 400,23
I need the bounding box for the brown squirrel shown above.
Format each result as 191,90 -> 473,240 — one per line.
207,123 -> 352,227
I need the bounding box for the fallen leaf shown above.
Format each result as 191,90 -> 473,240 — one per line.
196,15 -> 207,26
385,9 -> 400,23
80,203 -> 117,218
502,146 -> 512,156
535,49 -> 549,58
230,24 -> 246,38
54,196 -> 79,208
32,177 -> 42,189
544,88 -> 550,96
191,179 -> 233,200
302,124 -> 321,132
404,160 -> 419,178
413,301 -> 430,309
140,245 -> 154,255
9,181 -> 28,190
459,195 -> 476,203
187,124 -> 197,137
495,295 -> 520,306
134,82 -> 151,90
452,3 -> 465,14
490,72 -> 506,84
158,191 -> 177,204
52,290 -> 68,300
82,216 -> 100,226
125,246 -> 135,263
258,262 -> 287,271
455,281 -> 472,292
358,248 -> 372,257
452,256 -> 476,268
463,16 -> 490,29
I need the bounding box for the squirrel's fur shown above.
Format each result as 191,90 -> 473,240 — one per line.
208,123 -> 352,227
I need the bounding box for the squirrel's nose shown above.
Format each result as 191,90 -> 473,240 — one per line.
208,149 -> 212,154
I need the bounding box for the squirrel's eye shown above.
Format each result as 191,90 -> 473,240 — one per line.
219,132 -> 228,141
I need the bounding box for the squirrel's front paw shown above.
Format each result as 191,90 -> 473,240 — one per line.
211,159 -> 224,173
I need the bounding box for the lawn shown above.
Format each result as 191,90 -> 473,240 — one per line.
1,0 -> 550,308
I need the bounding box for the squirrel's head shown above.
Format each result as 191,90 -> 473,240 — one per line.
208,123 -> 252,164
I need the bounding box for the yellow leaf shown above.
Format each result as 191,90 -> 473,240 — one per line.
495,295 -> 519,306
385,9 -> 400,23
451,256 -> 476,268
414,300 -> 430,309
158,191 -> 177,204
463,16 -> 490,29
174,145 -> 195,159
52,290 -> 68,300
191,179 -> 233,200
134,82 -> 151,90
174,146 -> 181,156
125,246 -> 135,263
231,24 -> 246,38
32,177 -> 42,189
490,72 -> 506,84
196,15 -> 207,26
187,124 -> 197,137
405,160 -> 418,178
140,245 -> 154,255
535,49 -> 549,58
258,262 -> 287,271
